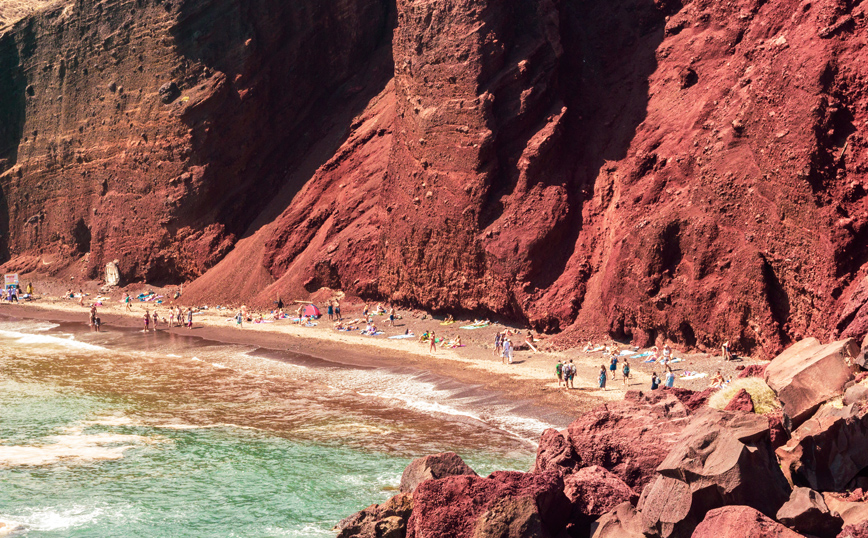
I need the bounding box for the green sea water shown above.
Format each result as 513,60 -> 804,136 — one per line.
0,318 -> 551,537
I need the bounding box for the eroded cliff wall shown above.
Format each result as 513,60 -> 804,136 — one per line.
4,0 -> 868,357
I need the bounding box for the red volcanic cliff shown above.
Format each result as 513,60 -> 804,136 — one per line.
3,0 -> 868,356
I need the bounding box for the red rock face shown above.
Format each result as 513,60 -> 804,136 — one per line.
5,0 -> 868,356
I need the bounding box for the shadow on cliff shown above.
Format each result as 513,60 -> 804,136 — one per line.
0,31 -> 26,262
529,0 -> 670,307
160,0 -> 394,278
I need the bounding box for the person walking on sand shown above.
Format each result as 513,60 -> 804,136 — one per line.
622,358 -> 631,385
609,354 -> 618,381
555,360 -> 564,388
124,293 -> 132,311
503,338 -> 513,364
143,310 -> 150,332
599,365 -> 607,390
429,331 -> 437,354
567,360 -> 576,389
186,307 -> 193,330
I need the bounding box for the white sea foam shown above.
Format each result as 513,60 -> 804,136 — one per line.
0,329 -> 105,352
1,505 -> 107,532
0,428 -> 159,468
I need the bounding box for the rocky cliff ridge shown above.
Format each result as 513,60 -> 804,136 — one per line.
2,0 -> 868,357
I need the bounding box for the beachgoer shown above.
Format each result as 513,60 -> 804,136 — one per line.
650,372 -> 660,390
236,311 -> 243,328
665,365 -> 675,388
662,344 -> 672,364
277,297 -> 284,310
599,365 -> 607,390
419,330 -> 429,343
186,307 -> 193,329
709,370 -> 724,388
335,301 -> 341,321
362,304 -> 369,317
143,310 -> 150,332
327,303 -> 334,321
388,307 -> 395,327
429,331 -> 437,354
152,310 -> 159,330
94,316 -> 101,332
583,341 -> 594,352
494,332 -> 503,357
555,360 -> 563,387
565,359 -> 575,388
89,305 -> 97,331
503,338 -> 513,364
124,293 -> 132,311
722,341 -> 732,361
609,355 -> 618,380
622,359 -> 630,385
26,282 -> 33,295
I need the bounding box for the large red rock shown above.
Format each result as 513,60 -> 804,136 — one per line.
776,487 -> 844,538
824,492 -> 868,528
532,428 -> 580,475
405,470 -> 570,538
564,392 -> 691,490
690,506 -> 803,538
563,466 -> 637,536
590,502 -> 651,538
638,408 -> 791,537
336,492 -> 413,538
777,400 -> 868,492
399,452 -> 478,494
724,389 -> 755,413
764,338 -> 861,428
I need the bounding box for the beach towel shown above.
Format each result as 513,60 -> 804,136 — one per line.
388,334 -> 416,339
619,350 -> 637,356
460,325 -> 488,330
362,331 -> 384,336
633,351 -> 653,358
670,358 -> 683,363
440,320 -> 455,326
679,372 -> 708,380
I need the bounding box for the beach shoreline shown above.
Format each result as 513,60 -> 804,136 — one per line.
0,281 -> 765,423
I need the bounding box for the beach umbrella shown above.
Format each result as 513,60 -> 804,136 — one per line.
302,304 -> 321,318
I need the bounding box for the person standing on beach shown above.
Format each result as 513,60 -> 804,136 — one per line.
722,340 -> 732,361
662,344 -> 672,365
503,338 -> 513,364
429,331 -> 437,354
186,307 -> 193,329
236,311 -> 243,328
387,307 -> 395,327
665,365 -> 675,388
152,310 -> 159,331
124,293 -> 132,311
599,365 -> 607,390
327,303 -> 334,321
555,360 -> 563,387
362,304 -> 369,318
335,301 -> 341,321
143,310 -> 150,332
651,372 -> 660,390
494,332 -> 502,357
609,354 -> 618,380
622,359 -> 631,386
567,360 -> 576,389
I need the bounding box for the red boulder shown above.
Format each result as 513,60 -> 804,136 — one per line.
840,521 -> 868,538
724,388 -> 755,413
399,452 -> 478,494
776,487 -> 844,538
691,506 -> 803,538
532,429 -> 579,475
405,471 -> 570,538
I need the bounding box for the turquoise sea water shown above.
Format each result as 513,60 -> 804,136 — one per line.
0,318 -> 550,537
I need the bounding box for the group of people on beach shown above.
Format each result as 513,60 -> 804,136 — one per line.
141,306 -> 193,331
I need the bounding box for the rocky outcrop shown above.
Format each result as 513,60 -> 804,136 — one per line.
336,493 -> 413,538
840,521 -> 868,538
5,0 -> 868,355
637,408 -> 791,537
824,492 -> 868,528
399,452 -> 478,494
764,338 -> 860,428
563,391 -> 690,490
405,471 -> 570,538
589,502 -> 649,538
691,506 -> 803,538
563,466 -> 637,536
776,487 -> 844,538
777,400 -> 868,492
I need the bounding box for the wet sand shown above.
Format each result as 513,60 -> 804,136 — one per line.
0,285 -> 767,422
